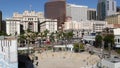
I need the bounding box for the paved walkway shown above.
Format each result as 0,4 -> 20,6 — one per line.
33,51 -> 100,68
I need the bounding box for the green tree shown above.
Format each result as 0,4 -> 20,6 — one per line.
0,31 -> 8,36
95,35 -> 103,47
44,29 -> 49,37
49,32 -> 55,43
18,34 -> 26,47
49,32 -> 55,51
73,43 -> 84,52
66,31 -> 74,42
55,31 -> 62,41
103,34 -> 114,48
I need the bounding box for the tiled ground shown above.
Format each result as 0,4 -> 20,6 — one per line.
34,51 -> 100,68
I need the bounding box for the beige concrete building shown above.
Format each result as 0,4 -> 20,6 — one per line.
105,14 -> 120,24
64,20 -> 107,33
12,10 -> 44,32
40,19 -> 57,33
64,20 -> 107,38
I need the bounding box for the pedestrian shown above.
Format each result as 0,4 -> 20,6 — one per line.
36,61 -> 39,66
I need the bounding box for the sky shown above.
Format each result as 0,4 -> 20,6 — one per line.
0,0 -> 120,19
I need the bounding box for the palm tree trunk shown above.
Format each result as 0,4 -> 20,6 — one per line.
27,40 -> 30,55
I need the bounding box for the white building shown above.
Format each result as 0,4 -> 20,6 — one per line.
40,19 -> 57,33
105,0 -> 116,16
53,44 -> 73,52
12,10 -> 44,32
64,20 -> 107,38
114,28 -> 120,48
6,19 -> 20,35
93,21 -> 108,32
82,35 -> 95,45
66,4 -> 88,21
101,58 -> 120,68
0,36 -> 18,68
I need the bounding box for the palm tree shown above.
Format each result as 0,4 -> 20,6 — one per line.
102,27 -> 114,58
43,29 -> 49,47
24,32 -> 33,55
61,32 -> 68,51
18,34 -> 26,47
37,32 -> 45,47
43,29 -> 49,39
49,32 -> 55,51
24,29 -> 38,54
55,31 -> 62,43
67,31 -> 74,43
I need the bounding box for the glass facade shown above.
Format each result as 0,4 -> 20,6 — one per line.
0,11 -> 2,31
97,0 -> 116,20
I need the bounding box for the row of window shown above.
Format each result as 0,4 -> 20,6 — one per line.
24,18 -> 38,21
0,40 -> 12,52
115,39 -> 120,43
107,1 -> 115,11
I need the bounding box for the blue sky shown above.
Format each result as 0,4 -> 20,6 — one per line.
0,0 -> 120,19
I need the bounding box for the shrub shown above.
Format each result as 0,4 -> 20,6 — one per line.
73,43 -> 85,52
116,49 -> 120,54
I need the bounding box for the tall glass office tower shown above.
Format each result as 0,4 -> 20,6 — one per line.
97,0 -> 116,20
0,11 -> 2,31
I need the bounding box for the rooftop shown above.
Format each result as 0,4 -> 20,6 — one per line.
67,4 -> 88,8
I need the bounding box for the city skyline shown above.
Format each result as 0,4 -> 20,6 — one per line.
0,0 -> 120,19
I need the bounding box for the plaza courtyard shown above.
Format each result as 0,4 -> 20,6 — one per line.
34,51 -> 100,68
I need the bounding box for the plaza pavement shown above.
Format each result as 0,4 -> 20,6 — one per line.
33,51 -> 100,68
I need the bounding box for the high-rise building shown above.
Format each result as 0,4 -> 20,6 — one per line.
0,11 -> 2,31
117,6 -> 120,12
97,0 -> 116,20
66,4 -> 88,21
1,20 -> 6,33
44,0 -> 66,30
87,8 -> 97,20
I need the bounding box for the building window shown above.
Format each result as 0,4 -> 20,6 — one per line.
107,1 -> 109,10
118,39 -> 120,43
112,2 -> 114,11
